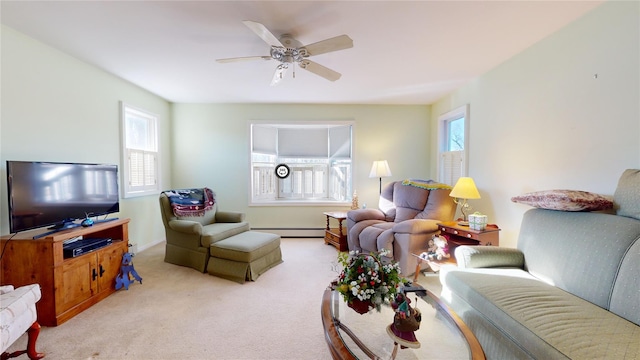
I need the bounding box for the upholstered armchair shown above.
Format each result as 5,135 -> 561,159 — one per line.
159,189 -> 250,272
347,180 -> 456,275
1,284 -> 44,360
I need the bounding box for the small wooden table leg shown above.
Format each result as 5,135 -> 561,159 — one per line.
413,257 -> 423,284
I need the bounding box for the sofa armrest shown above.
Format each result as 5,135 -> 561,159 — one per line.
455,246 -> 525,269
0,285 -> 15,294
392,219 -> 439,234
347,208 -> 385,223
168,219 -> 203,235
215,211 -> 246,223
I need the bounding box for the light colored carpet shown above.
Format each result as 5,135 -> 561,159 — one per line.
5,238 -> 443,360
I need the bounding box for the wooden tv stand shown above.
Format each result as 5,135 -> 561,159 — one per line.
0,218 -> 130,326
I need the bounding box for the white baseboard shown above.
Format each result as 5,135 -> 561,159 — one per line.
134,238 -> 165,254
251,228 -> 324,238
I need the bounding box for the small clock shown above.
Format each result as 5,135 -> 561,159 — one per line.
275,164 -> 290,179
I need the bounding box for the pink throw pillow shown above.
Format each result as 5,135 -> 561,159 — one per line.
511,190 -> 613,212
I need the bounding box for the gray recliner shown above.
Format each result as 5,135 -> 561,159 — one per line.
159,191 -> 250,272
347,180 -> 456,275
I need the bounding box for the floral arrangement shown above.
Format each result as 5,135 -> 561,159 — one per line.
335,249 -> 406,314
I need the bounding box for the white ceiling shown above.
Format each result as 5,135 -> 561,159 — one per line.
1,1 -> 603,105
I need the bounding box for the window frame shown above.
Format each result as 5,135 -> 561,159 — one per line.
249,121 -> 354,206
120,102 -> 160,198
437,105 -> 470,186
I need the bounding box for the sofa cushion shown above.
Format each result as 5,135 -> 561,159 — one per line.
392,182 -> 430,222
200,221 -> 250,247
442,270 -> 640,359
359,222 -> 394,253
419,188 -> 456,221
511,190 -> 613,211
210,231 -> 280,262
517,209 -> 640,310
614,169 -> 640,220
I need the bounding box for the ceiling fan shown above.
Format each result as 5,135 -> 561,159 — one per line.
216,21 -> 353,86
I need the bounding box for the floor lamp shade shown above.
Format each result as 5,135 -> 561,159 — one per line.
369,160 -> 392,193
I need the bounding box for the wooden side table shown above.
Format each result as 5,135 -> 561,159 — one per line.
323,211 -> 348,251
436,221 -> 500,265
413,222 -> 501,280
437,221 -> 500,247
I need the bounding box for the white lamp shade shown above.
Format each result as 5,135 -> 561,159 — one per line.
449,177 -> 481,199
369,160 -> 392,178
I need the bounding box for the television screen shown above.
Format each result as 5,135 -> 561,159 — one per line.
7,161 -> 120,234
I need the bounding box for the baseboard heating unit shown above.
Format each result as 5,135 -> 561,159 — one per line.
63,237 -> 112,258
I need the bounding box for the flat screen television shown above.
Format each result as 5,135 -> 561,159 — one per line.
6,160 -> 120,234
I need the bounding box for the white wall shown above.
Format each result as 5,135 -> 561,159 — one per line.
0,25 -> 172,249
431,1 -> 640,247
170,104 -> 431,230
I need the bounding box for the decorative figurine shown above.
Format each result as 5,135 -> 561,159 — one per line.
115,252 -> 142,290
386,292 -> 422,349
351,191 -> 359,210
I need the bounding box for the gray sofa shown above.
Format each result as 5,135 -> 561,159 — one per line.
440,169 -> 640,359
347,180 -> 456,275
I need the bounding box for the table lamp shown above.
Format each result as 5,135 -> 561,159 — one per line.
449,177 -> 481,225
369,160 -> 392,194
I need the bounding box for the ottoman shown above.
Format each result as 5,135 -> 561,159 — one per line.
207,231 -> 283,283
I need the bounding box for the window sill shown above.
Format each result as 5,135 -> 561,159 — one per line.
249,200 -> 351,207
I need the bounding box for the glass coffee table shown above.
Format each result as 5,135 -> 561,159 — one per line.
321,285 -> 485,360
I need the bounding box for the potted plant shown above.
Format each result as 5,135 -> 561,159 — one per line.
334,249 -> 406,314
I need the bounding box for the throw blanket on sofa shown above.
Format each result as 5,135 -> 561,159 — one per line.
163,188 -> 215,217
402,179 -> 452,190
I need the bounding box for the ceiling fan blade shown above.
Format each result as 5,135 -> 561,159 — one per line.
270,63 -> 289,86
299,60 -> 341,82
243,20 -> 283,47
216,56 -> 272,63
302,35 -> 353,57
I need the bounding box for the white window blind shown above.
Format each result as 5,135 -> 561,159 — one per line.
440,150 -> 464,186
278,128 -> 328,157
121,102 -> 160,198
329,125 -> 351,158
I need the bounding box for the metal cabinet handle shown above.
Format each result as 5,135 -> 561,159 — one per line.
92,268 -> 98,281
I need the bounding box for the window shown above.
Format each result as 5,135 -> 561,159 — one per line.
250,122 -> 353,205
120,102 -> 160,198
437,105 -> 469,186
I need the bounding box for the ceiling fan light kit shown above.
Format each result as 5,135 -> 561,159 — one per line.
217,20 -> 353,86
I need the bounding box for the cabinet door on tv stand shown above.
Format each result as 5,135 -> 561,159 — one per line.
59,255 -> 98,314
97,242 -> 127,292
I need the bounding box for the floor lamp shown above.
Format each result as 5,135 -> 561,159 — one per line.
369,160 -> 392,194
